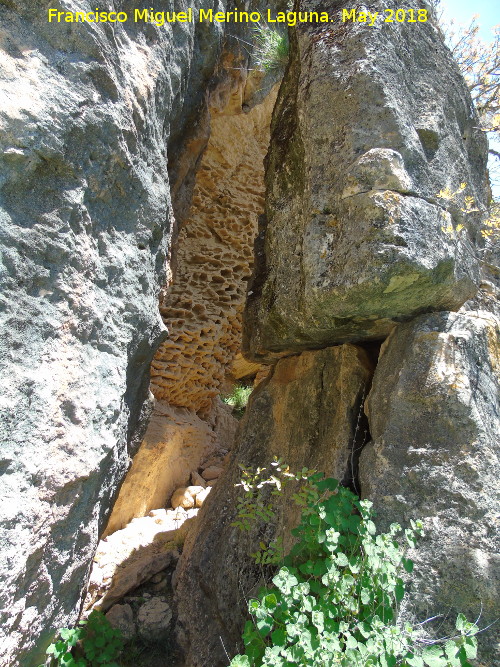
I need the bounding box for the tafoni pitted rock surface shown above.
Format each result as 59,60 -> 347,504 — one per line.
1,0 -> 498,664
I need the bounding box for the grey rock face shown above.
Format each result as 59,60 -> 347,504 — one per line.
137,597 -> 172,644
105,604 -> 136,641
359,308 -> 500,662
0,2 -> 224,664
175,345 -> 373,667
243,0 -> 489,362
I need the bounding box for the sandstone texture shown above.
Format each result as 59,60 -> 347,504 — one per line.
243,0 -> 489,362
151,82 -> 277,414
0,0 -> 242,662
86,507 -> 193,612
175,344 -> 373,666
359,307 -> 500,662
103,403 -> 217,536
104,66 -> 276,561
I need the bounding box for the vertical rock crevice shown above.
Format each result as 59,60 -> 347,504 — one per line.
174,344 -> 375,667
0,2 -> 277,663
103,68 -> 278,535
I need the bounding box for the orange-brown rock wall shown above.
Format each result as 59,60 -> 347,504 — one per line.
151,90 -> 276,415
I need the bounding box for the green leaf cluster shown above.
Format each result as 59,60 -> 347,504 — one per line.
251,25 -> 289,73
43,611 -> 123,667
230,472 -> 479,667
222,384 -> 253,419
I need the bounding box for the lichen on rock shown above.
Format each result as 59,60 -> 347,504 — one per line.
243,0 -> 489,362
359,306 -> 500,662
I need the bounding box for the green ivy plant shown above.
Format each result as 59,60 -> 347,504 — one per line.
42,610 -> 123,667
230,466 -> 480,667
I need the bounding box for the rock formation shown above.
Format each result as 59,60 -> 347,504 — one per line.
1,0 -> 498,663
103,62 -> 277,542
174,0 -> 499,664
359,305 -> 500,663
151,82 -> 277,415
0,1 -> 263,663
175,345 -> 373,666
102,403 -> 217,536
243,0 -> 489,361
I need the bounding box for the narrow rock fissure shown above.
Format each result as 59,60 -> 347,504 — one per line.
341,388 -> 371,497
81,58 -> 281,664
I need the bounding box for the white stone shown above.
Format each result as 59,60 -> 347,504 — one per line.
195,487 -> 211,507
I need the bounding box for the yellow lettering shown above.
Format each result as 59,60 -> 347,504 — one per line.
135,8 -> 148,22
153,11 -> 164,26
199,8 -> 213,21
47,8 -> 57,22
342,8 -> 356,22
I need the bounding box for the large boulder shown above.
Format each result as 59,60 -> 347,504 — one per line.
175,344 -> 373,666
359,307 -> 500,663
0,1 -> 225,663
243,0 -> 489,362
103,402 -> 217,536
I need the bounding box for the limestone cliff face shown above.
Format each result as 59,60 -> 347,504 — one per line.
1,0 -> 497,664
244,0 -> 489,362
0,1 -> 241,663
175,1 -> 499,664
359,305 -> 500,663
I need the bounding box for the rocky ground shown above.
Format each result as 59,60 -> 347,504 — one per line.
83,450 -> 229,665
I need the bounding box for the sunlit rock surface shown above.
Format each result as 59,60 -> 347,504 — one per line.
243,0 -> 489,362
360,305 -> 500,663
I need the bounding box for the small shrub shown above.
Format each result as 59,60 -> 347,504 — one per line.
230,467 -> 480,667
43,610 -> 123,667
222,384 -> 253,419
252,25 -> 289,73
